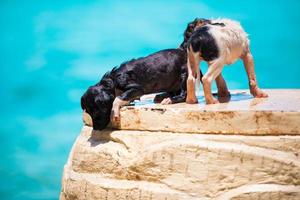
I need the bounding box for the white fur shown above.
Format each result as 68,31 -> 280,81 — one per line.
186,18 -> 267,104
208,18 -> 249,65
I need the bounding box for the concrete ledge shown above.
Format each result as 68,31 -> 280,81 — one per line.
60,126 -> 300,200
61,89 -> 300,199
112,89 -> 300,135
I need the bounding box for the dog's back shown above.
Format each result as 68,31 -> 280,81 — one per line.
188,19 -> 249,65
209,19 -> 249,64
114,49 -> 187,94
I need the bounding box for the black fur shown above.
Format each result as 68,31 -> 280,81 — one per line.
180,18 -> 211,49
114,49 -> 187,101
81,49 -> 192,130
188,26 -> 220,62
81,19 -> 205,130
81,70 -> 116,130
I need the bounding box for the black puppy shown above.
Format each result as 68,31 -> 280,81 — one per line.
81,19 -> 204,130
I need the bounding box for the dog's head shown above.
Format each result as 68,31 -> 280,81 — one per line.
81,86 -> 114,130
180,18 -> 211,49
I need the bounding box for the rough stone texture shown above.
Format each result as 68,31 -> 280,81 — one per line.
61,90 -> 300,199
114,89 -> 300,135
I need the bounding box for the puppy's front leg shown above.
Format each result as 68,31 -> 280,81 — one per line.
111,86 -> 144,122
202,59 -> 224,104
111,97 -> 129,122
241,50 -> 268,98
186,49 -> 200,104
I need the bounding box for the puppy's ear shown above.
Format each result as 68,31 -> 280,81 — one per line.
101,78 -> 114,89
184,18 -> 206,39
94,91 -> 113,109
80,95 -> 86,110
180,18 -> 210,49
193,18 -> 200,23
180,20 -> 197,49
80,92 -> 88,110
194,18 -> 211,28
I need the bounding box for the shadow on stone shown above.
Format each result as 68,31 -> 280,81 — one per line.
217,94 -> 232,103
209,92 -> 252,103
225,92 -> 252,102
88,128 -> 129,149
87,129 -> 115,147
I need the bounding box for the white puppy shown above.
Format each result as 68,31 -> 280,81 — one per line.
186,18 -> 268,104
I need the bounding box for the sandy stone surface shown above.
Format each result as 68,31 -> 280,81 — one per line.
112,89 -> 300,135
61,90 -> 300,199
60,126 -> 300,199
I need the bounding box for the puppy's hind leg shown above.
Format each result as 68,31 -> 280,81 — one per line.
162,91 -> 186,105
215,73 -> 230,97
162,64 -> 188,105
154,92 -> 172,104
241,49 -> 268,98
215,73 -> 231,103
202,59 -> 224,104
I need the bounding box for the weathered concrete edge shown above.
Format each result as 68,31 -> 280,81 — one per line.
60,130 -> 82,200
60,126 -> 300,199
61,167 -> 300,200
115,109 -> 300,135
82,89 -> 300,135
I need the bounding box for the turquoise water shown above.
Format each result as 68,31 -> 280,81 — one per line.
0,0 -> 299,199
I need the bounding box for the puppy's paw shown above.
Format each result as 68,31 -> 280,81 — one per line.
251,88 -> 268,98
111,115 -> 120,124
186,99 -> 198,104
112,115 -> 120,123
206,97 -> 219,104
161,98 -> 172,105
110,110 -> 120,123
186,96 -> 198,104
